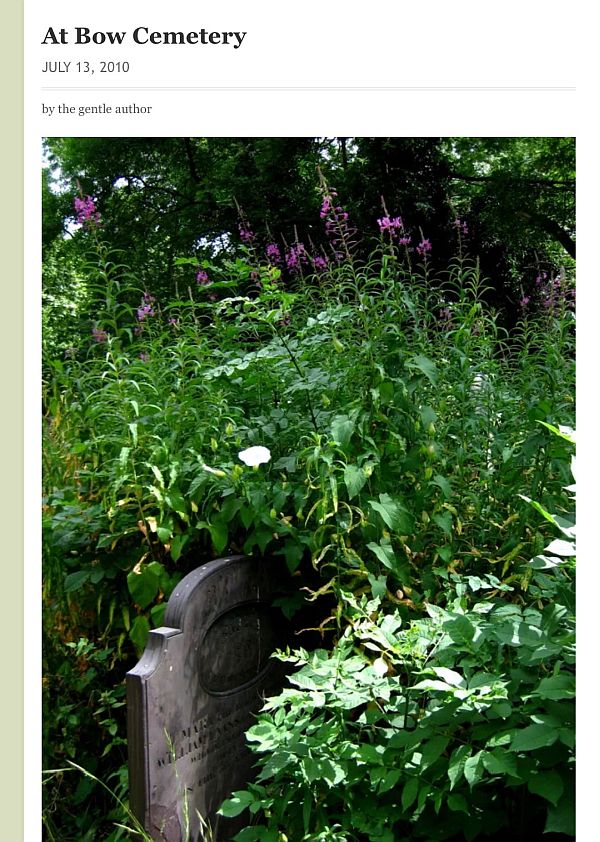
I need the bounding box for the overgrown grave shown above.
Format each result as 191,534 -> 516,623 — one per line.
127,555 -> 290,841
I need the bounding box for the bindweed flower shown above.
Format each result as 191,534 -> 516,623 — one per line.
74,195 -> 101,226
92,326 -> 108,343
238,446 -> 271,467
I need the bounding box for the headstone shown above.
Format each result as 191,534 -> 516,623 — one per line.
126,555 -> 288,841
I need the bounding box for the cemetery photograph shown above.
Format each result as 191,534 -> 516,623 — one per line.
42,137 -> 575,841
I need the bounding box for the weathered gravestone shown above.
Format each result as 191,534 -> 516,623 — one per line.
127,555 -> 288,841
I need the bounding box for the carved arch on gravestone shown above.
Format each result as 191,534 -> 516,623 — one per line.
127,555 -> 289,842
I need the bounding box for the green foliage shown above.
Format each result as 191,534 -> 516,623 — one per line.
43,177 -> 574,839
221,443 -> 575,840
221,428 -> 575,842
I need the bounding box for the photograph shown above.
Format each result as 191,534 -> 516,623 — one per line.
41,137 -> 575,842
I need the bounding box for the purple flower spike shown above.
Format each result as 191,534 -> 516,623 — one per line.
92,326 -> 108,343
417,238 -> 432,257
266,243 -> 282,265
74,195 -> 101,226
239,223 -> 255,244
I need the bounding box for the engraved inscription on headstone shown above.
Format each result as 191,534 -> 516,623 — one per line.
126,555 -> 287,841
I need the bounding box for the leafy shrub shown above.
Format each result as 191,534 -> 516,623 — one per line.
221,430 -> 575,840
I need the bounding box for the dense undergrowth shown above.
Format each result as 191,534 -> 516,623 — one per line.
42,189 -> 575,840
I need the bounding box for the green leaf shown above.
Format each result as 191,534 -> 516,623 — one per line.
445,615 -> 475,644
421,736 -> 450,770
129,615 -> 150,654
367,539 -> 396,570
379,769 -> 402,794
430,667 -> 464,687
510,723 -> 558,751
433,512 -> 453,536
401,777 -> 419,812
273,455 -> 297,472
156,526 -> 172,543
218,790 -> 254,818
406,354 -> 438,385
448,744 -> 471,789
209,521 -> 228,554
368,573 -> 388,599
344,464 -> 368,499
369,493 -> 410,532
528,770 -> 564,806
331,415 -> 355,447
150,603 -> 166,627
127,566 -> 159,609
447,793 -> 469,813
481,749 -> 518,778
536,420 -> 575,444
283,541 -> 304,573
464,751 -> 485,787
533,674 -> 575,701
431,474 -> 452,499
544,790 -> 575,835
170,533 -> 189,563
64,570 -> 91,593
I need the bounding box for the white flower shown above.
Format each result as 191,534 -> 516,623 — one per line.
238,446 -> 271,467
